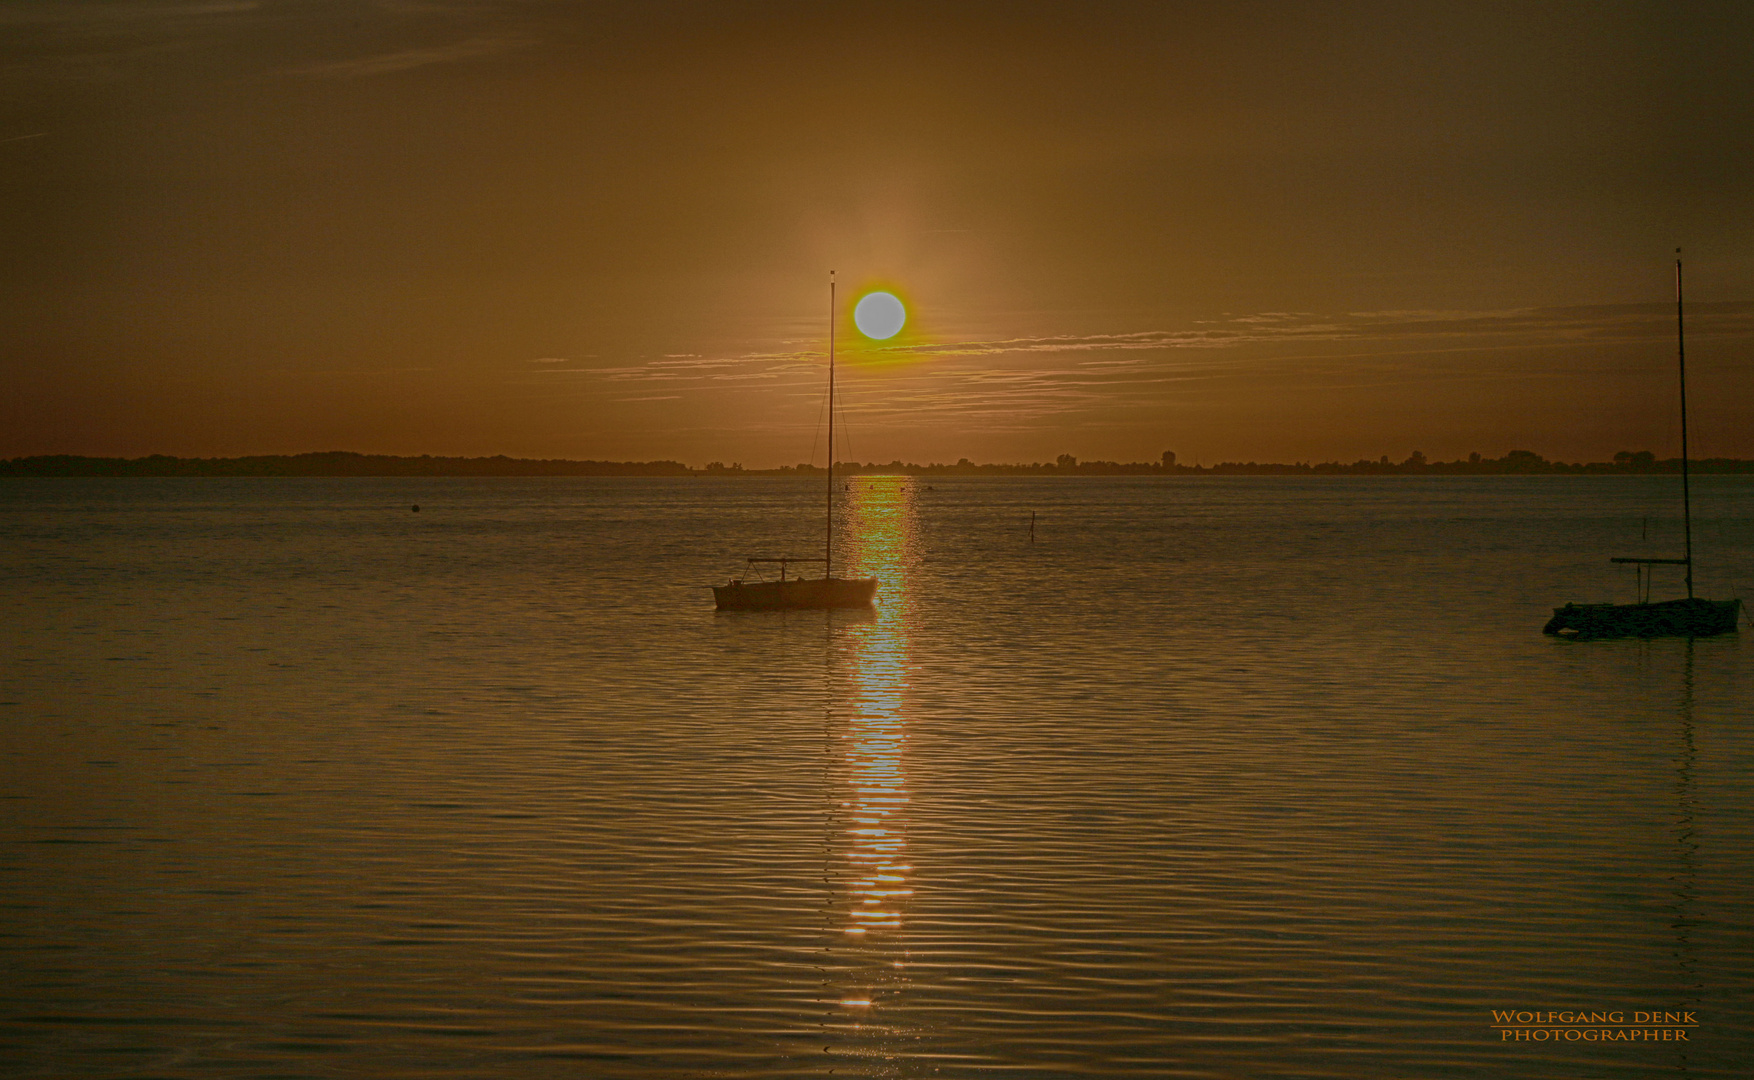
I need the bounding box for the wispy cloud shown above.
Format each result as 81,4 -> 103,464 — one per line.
284,33 -> 533,79
0,1 -> 259,27
0,1 -> 264,82
851,303 -> 1754,364
523,301 -> 1754,439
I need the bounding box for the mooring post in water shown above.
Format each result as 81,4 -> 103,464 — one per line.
1029,511 -> 1036,544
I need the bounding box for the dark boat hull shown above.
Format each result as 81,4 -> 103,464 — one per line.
1543,597 -> 1742,639
713,577 -> 878,611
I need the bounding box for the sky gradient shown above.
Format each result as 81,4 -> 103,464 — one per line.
4,1 -> 1752,467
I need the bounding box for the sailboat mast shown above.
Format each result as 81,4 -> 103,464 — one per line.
826,270 -> 835,579
1677,253 -> 1693,599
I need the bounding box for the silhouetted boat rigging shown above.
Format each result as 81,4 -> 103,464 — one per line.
713,272 -> 879,611
1544,255 -> 1742,639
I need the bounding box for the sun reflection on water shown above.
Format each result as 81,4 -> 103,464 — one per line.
825,477 -> 917,1025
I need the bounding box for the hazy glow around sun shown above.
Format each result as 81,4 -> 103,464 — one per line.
853,292 -> 906,339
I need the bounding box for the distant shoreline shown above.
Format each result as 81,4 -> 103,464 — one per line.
6,450 -> 1754,478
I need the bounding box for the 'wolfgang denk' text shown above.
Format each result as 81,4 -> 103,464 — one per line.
1491,1010 -> 1696,1042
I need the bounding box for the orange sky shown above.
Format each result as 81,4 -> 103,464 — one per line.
4,1 -> 1752,466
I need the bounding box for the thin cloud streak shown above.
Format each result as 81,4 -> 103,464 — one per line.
500,300 -> 1754,447
560,301 -> 1750,392
284,34 -> 533,79
0,1 -> 259,27
862,303 -> 1754,362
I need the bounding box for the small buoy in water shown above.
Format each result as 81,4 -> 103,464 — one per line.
412,505 -> 420,512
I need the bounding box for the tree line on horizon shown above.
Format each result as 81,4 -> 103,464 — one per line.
6,449 -> 1754,477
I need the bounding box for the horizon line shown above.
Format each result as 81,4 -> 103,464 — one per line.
6,449 -> 1753,478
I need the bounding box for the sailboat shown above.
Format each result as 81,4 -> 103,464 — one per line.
713,271 -> 880,611
1543,255 -> 1742,639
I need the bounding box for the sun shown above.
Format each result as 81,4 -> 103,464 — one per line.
853,292 -> 907,340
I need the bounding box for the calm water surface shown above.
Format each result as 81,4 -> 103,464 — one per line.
3,476 -> 1753,1078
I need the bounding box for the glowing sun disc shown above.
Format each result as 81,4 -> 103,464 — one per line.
853,292 -> 906,339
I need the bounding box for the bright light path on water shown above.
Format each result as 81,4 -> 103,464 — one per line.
853,292 -> 906,339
